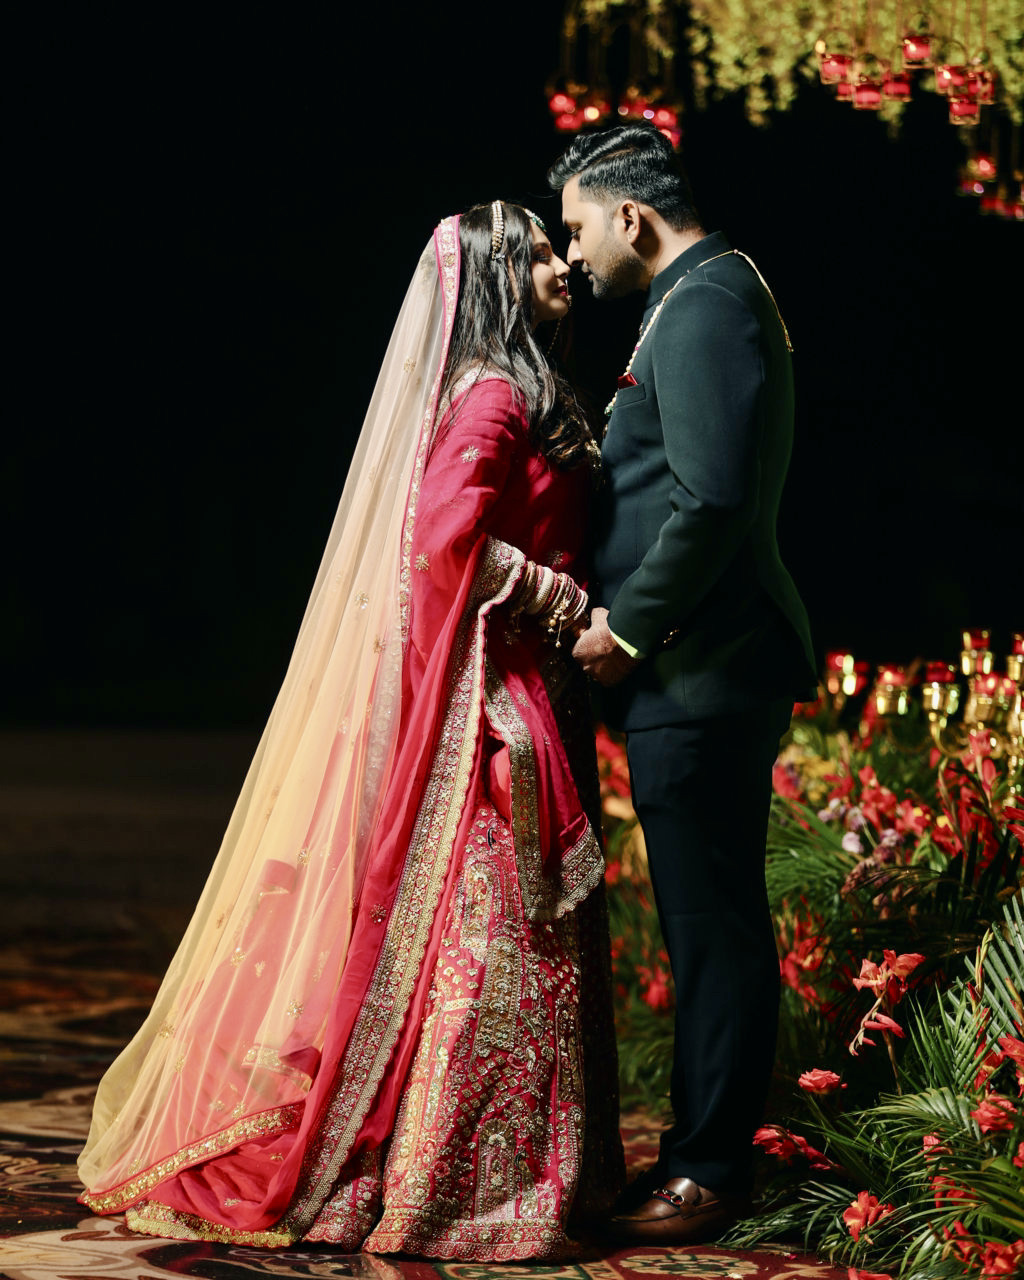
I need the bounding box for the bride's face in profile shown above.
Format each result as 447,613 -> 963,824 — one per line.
528,222 -> 571,329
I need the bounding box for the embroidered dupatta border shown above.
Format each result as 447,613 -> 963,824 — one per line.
399,217 -> 460,647
79,1105 -> 304,1215
483,662 -> 604,922
281,538 -> 526,1238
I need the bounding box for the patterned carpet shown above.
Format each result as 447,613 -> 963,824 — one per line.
0,731 -> 846,1279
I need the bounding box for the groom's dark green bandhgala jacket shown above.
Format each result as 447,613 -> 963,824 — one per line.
594,231 -> 817,730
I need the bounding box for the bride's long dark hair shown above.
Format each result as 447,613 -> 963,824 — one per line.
439,201 -> 598,472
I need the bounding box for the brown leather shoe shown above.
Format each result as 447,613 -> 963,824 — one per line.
607,1176 -> 745,1245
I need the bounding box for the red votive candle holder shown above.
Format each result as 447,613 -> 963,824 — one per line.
969,68 -> 996,104
924,662 -> 957,684
877,665 -> 907,686
936,63 -> 970,93
854,81 -> 883,109
883,72 -> 913,99
964,628 -> 991,650
820,53 -> 853,84
972,672 -> 1016,699
949,96 -> 980,123
903,35 -> 933,65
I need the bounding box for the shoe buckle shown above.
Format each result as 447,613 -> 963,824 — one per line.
654,1187 -> 686,1206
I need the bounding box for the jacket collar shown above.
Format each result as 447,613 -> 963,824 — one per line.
645,230 -> 731,310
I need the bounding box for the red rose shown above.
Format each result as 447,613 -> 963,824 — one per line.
798,1068 -> 844,1094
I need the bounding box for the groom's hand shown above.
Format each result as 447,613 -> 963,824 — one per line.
572,607 -> 640,686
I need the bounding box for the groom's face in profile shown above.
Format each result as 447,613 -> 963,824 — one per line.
561,176 -> 640,300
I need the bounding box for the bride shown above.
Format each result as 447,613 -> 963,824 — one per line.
78,200 -> 625,1259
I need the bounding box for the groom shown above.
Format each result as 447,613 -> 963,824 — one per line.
549,125 -> 817,1244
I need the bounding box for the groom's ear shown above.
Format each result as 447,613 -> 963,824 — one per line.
618,200 -> 643,245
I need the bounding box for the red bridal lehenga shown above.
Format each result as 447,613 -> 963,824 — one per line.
78,216 -> 625,1258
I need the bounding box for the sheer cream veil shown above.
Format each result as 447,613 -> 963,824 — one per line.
79,218 -> 462,1190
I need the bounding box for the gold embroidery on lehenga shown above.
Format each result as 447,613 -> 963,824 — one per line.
475,936 -> 521,1053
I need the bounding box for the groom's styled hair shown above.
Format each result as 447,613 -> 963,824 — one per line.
547,123 -> 702,233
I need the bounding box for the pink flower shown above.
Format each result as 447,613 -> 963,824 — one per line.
883,949 -> 925,979
853,959 -> 887,997
862,1012 -> 905,1038
980,1240 -> 1024,1276
922,1132 -> 946,1161
798,1068 -> 844,1094
842,1191 -> 894,1242
972,1094 -> 1018,1134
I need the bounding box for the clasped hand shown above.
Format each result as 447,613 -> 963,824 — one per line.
571,606 -> 640,686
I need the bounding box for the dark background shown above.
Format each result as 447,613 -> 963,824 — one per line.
8,6 -> 1022,731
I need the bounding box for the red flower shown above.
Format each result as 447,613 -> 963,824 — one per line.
753,1125 -> 799,1160
595,725 -> 632,799
975,1047 -> 1005,1092
604,859 -> 622,885
640,965 -> 673,1012
972,1094 -> 1018,1134
847,1270 -> 893,1280
1012,1140 -> 1024,1169
842,1191 -> 894,1242
853,958 -> 887,997
932,1175 -> 973,1208
922,1132 -> 947,1162
862,1012 -> 905,1038
778,913 -> 826,1005
998,1034 -> 1024,1093
980,1239 -> 1024,1276
1002,803 -> 1024,843
772,760 -> 803,801
826,770 -> 855,802
943,1220 -> 981,1262
893,799 -> 931,837
752,1125 -> 832,1169
798,1068 -> 844,1094
883,949 -> 925,979
791,1132 -> 834,1169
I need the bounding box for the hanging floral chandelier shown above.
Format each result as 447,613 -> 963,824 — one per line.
547,1 -> 1024,218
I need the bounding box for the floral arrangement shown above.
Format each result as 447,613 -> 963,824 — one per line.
598,670 -> 1024,1278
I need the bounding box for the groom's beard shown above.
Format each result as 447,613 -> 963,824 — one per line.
585,240 -> 645,300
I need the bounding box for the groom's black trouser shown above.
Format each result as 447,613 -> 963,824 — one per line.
625,696 -> 791,1195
